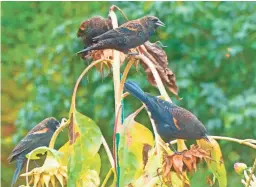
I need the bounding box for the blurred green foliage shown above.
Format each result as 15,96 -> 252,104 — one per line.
1,2 -> 256,186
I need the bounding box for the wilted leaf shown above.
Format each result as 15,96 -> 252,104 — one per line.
142,41 -> 179,97
68,110 -> 102,187
197,138 -> 227,187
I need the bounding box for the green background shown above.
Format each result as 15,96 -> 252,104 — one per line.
1,2 -> 256,186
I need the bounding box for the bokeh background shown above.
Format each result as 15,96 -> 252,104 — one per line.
1,2 -> 256,186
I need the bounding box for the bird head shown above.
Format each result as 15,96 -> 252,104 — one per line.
77,20 -> 90,38
144,16 -> 165,28
45,117 -> 60,131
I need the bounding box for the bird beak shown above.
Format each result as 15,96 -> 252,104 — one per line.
155,20 -> 165,27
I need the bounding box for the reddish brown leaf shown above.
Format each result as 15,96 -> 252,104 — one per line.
141,41 -> 179,98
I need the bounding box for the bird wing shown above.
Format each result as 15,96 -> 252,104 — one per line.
145,95 -> 179,132
8,129 -> 49,162
170,107 -> 197,128
93,20 -> 142,42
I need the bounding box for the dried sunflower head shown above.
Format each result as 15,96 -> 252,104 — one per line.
21,156 -> 67,187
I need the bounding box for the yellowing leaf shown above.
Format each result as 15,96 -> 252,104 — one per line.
197,138 -> 227,187
118,111 -> 154,186
58,141 -> 73,166
68,110 -> 102,187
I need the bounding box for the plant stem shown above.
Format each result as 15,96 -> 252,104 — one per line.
109,8 -> 121,186
138,54 -> 170,102
70,59 -> 111,113
246,158 -> 256,187
209,136 -> 256,149
101,135 -> 115,168
49,118 -> 69,149
119,59 -> 135,97
169,136 -> 256,150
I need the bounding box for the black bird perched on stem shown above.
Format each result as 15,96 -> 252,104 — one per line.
77,16 -> 112,47
76,16 -> 165,55
124,81 -> 209,143
8,117 -> 60,187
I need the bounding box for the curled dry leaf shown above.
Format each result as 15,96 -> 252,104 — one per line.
162,144 -> 210,182
141,41 -> 179,98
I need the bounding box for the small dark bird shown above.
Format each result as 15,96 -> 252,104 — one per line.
77,16 -> 165,54
8,117 -> 60,187
124,81 -> 209,143
77,16 -> 112,46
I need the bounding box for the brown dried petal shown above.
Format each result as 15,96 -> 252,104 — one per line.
182,154 -> 193,172
163,157 -> 173,177
172,154 -> 184,174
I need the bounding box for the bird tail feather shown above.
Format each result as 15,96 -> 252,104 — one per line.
76,47 -> 91,55
11,155 -> 26,187
124,81 -> 148,103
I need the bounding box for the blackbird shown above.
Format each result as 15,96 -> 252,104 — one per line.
8,117 -> 60,187
76,16 -> 165,54
124,81 -> 209,143
77,16 -> 112,46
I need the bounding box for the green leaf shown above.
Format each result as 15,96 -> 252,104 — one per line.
197,138 -> 227,187
118,113 -> 154,186
68,110 -> 102,187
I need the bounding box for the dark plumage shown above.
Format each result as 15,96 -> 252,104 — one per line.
8,117 -> 60,187
77,16 -> 112,46
77,16 -> 165,54
124,81 -> 208,143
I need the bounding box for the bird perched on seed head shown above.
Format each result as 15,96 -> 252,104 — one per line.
8,117 -> 60,187
124,81 -> 209,143
77,16 -> 112,47
77,16 -> 165,55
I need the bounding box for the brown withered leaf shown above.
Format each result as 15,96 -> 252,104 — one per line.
163,144 -> 211,180
141,41 -> 179,98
